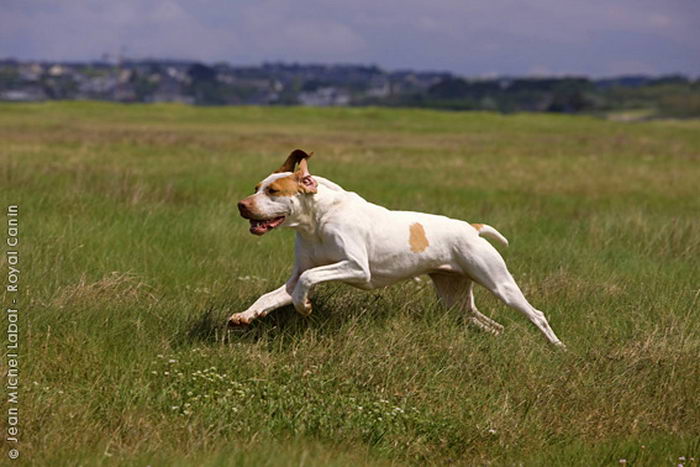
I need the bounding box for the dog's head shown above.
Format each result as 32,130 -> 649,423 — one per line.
237,149 -> 318,236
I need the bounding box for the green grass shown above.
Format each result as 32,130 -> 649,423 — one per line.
1,101 -> 699,466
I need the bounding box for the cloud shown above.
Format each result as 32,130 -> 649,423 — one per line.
1,0 -> 698,76
0,1 -> 236,61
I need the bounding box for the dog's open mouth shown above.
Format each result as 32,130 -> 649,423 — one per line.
249,216 -> 286,236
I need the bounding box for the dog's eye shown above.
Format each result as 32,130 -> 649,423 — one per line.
267,188 -> 279,195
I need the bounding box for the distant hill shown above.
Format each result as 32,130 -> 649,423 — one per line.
1,59 -> 698,117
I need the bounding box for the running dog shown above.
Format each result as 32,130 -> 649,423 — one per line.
230,149 -> 564,347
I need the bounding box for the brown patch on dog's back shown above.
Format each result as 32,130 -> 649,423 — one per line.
268,174 -> 302,196
471,223 -> 484,231
409,223 -> 429,253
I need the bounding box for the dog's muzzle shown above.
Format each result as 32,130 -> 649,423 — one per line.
238,199 -> 285,236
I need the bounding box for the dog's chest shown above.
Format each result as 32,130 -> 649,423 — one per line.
299,236 -> 346,267
308,247 -> 346,267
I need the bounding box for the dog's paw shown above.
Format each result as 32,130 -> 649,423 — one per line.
228,312 -> 253,327
293,296 -> 313,316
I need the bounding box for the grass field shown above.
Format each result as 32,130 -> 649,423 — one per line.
1,102 -> 699,466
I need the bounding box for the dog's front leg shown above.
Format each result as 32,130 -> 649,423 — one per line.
228,279 -> 296,326
292,260 -> 369,315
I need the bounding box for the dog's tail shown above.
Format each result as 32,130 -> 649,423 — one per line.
471,223 -> 509,247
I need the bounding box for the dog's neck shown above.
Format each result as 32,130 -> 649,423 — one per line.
287,176 -> 352,238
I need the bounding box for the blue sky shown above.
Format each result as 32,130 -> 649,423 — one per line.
2,0 -> 698,77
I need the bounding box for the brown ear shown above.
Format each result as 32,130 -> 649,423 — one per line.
274,149 -> 312,173
296,158 -> 311,177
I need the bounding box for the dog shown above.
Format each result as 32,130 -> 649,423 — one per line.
230,149 -> 564,347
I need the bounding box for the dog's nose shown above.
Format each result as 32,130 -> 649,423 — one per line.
237,200 -> 251,217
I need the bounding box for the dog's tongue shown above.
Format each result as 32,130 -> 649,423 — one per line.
249,217 -> 285,235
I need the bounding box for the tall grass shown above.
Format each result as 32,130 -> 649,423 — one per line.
1,102 -> 699,465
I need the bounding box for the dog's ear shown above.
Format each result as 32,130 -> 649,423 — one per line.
274,149 -> 312,173
295,157 -> 318,194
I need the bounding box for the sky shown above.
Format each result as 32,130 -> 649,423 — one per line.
2,0 -> 699,77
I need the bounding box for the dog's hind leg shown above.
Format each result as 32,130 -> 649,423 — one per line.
429,273 -> 503,334
465,280 -> 504,334
457,242 -> 564,347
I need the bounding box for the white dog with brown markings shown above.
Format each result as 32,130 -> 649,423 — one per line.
231,150 -> 564,347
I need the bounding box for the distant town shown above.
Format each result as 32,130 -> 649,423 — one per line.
1,58 -> 698,117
